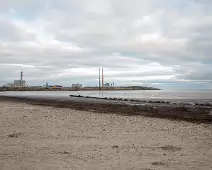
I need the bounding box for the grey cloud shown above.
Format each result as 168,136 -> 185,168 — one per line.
174,63 -> 212,83
0,18 -> 36,41
1,0 -> 212,88
0,0 -> 46,15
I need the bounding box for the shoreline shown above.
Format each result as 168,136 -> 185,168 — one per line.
0,89 -> 161,91
0,87 -> 160,91
0,95 -> 212,123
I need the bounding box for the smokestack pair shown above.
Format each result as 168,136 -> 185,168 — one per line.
99,67 -> 104,89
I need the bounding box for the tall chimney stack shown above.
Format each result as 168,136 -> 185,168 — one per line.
99,67 -> 101,89
102,68 -> 104,89
20,71 -> 23,87
20,71 -> 23,81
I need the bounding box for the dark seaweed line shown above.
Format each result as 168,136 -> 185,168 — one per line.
0,95 -> 212,123
69,95 -> 212,106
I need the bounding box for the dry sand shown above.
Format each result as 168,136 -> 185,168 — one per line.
0,101 -> 212,170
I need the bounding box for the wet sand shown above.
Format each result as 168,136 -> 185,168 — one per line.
0,100 -> 212,170
0,95 -> 212,122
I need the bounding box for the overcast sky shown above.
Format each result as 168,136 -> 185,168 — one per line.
0,0 -> 212,89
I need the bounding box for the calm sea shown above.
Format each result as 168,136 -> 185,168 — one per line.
1,89 -> 212,101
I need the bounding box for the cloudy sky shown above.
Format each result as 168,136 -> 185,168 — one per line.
1,0 -> 212,89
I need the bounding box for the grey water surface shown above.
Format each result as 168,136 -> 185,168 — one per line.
1,90 -> 212,103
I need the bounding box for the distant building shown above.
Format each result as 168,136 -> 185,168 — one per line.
45,84 -> 63,89
5,83 -> 15,87
72,83 -> 83,89
103,83 -> 110,87
51,85 -> 63,89
14,80 -> 26,87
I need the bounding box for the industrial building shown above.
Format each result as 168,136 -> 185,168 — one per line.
98,67 -> 115,89
14,71 -> 26,87
72,83 -> 83,89
45,83 -> 63,89
5,71 -> 26,87
103,83 -> 110,87
14,80 -> 26,87
5,83 -> 15,87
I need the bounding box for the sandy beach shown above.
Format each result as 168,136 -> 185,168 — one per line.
0,100 -> 212,170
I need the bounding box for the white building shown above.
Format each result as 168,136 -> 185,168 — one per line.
14,80 -> 26,87
5,83 -> 15,87
103,83 -> 110,87
72,83 -> 83,89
